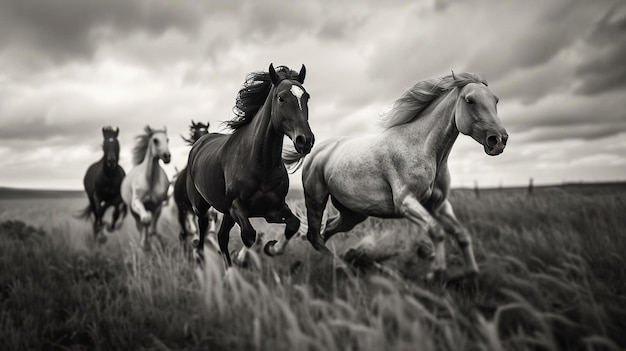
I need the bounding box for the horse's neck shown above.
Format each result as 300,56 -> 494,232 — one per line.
239,89 -> 283,169
141,147 -> 160,189
99,156 -> 115,176
405,90 -> 459,165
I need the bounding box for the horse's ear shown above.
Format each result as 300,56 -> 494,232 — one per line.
297,64 -> 306,84
269,63 -> 279,85
115,127 -> 119,137
144,125 -> 152,134
451,70 -> 457,81
102,127 -> 106,136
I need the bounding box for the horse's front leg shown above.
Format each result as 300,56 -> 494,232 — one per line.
227,199 -> 258,266
131,191 -> 151,250
434,200 -> 479,276
263,203 -> 300,257
230,199 -> 257,248
131,189 -> 152,225
109,199 -> 126,231
92,194 -> 105,238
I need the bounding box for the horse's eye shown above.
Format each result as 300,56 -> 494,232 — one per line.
465,97 -> 474,104
278,96 -> 285,102
153,139 -> 159,144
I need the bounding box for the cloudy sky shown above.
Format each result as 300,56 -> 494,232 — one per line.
1,0 -> 625,190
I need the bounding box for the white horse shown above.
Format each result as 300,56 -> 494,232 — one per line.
121,126 -> 171,250
280,72 -> 508,279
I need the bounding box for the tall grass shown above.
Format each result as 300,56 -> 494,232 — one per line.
0,185 -> 625,350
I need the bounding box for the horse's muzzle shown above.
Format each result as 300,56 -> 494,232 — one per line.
162,152 -> 171,164
484,134 -> 508,156
294,134 -> 315,154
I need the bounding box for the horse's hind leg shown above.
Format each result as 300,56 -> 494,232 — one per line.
149,207 -> 164,250
398,194 -> 447,280
323,196 -> 367,243
177,204 -> 190,254
434,200 -> 479,275
216,214 -> 236,267
302,169 -> 331,251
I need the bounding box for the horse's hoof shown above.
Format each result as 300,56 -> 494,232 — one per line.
194,250 -> 205,265
426,269 -> 448,284
416,240 -> 435,261
307,233 -> 327,253
97,234 -> 108,244
141,241 -> 151,252
263,240 -> 278,257
343,248 -> 374,271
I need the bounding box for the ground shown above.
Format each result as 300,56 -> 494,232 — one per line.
1,183 -> 625,350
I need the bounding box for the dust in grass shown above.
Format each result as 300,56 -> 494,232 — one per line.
0,184 -> 625,350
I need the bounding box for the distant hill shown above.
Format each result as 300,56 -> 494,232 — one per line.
0,187 -> 84,199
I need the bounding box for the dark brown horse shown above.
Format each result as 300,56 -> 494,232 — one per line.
186,64 -> 314,266
79,126 -> 127,242
173,121 -> 218,255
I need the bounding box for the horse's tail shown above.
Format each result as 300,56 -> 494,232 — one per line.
282,140 -> 306,173
75,204 -> 92,220
291,203 -> 328,238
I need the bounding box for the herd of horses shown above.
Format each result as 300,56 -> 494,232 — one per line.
79,64 -> 508,280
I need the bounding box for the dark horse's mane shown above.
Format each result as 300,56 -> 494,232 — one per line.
227,66 -> 301,130
182,121 -> 210,146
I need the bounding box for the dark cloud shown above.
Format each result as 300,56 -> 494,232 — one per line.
503,92 -> 625,136
0,0 -> 207,70
575,5 -> 626,95
515,122 -> 626,143
464,0 -> 600,80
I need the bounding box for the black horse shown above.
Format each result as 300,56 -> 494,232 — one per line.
173,121 -> 217,255
78,126 -> 127,242
186,64 -> 314,266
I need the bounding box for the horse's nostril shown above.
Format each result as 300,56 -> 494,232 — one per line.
487,135 -> 499,147
295,135 -> 306,148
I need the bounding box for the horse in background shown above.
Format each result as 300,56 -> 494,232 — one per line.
78,126 -> 127,243
187,63 -> 314,267
283,72 -> 508,280
173,120 -> 220,256
121,126 -> 171,250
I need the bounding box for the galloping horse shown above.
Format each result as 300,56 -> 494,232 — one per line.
283,72 -> 508,279
79,126 -> 127,242
187,64 -> 314,266
121,126 -> 172,250
173,121 -> 219,254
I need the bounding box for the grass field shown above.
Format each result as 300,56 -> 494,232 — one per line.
1,183 -> 625,350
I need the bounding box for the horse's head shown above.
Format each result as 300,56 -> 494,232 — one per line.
269,63 -> 315,154
186,120 -> 210,144
149,126 -> 171,164
102,126 -> 120,169
454,79 -> 508,156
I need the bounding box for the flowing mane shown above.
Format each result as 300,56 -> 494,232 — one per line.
227,65 -> 302,130
132,126 -> 165,165
379,72 -> 487,129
